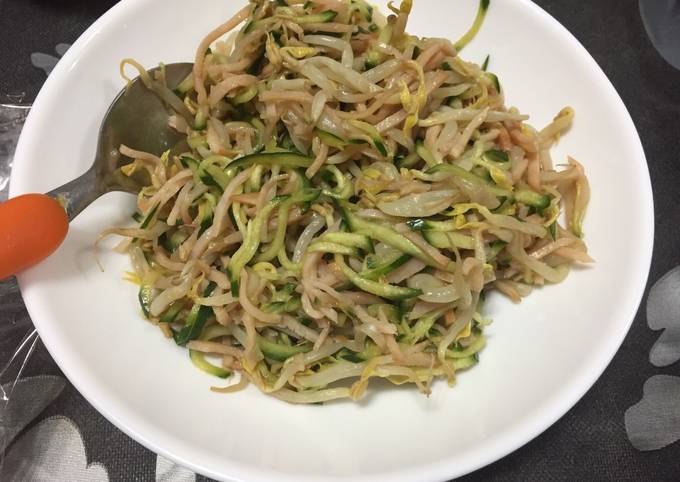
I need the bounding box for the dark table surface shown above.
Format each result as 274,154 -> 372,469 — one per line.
1,0 -> 679,480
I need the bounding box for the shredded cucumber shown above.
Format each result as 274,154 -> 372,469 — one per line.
116,0 -> 589,404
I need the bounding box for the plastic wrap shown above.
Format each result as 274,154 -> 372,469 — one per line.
0,103 -> 36,472
0,103 -> 30,202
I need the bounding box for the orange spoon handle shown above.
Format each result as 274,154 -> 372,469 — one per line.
0,193 -> 69,280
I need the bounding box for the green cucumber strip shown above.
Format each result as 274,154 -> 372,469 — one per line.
173,282 -> 217,346
173,73 -> 194,96
425,163 -> 511,197
190,350 -> 231,378
486,72 -> 501,92
409,309 -> 445,344
231,85 -> 258,105
486,239 -> 507,260
256,188 -> 321,263
482,149 -> 509,164
139,203 -> 159,229
228,196 -> 289,295
405,218 -> 427,231
308,242 -> 360,256
450,354 -> 479,370
315,129 -> 347,149
319,232 -> 373,252
193,108 -> 207,130
515,189 -> 550,210
350,120 -> 388,156
295,10 -> 338,24
338,341 -> 381,362
262,297 -> 302,314
319,165 -> 354,200
258,336 -> 313,361
255,203 -> 293,263
138,284 -> 153,319
179,154 -> 200,171
199,158 -> 235,192
481,54 -> 490,71
366,303 -> 401,323
232,326 -> 312,362
197,194 -> 216,236
422,231 -> 476,250
453,0 -> 490,51
187,135 -> 208,149
447,334 -> 486,358
229,189 -> 320,293
160,230 -> 189,253
335,254 -> 422,300
229,151 -> 314,170
406,218 -> 461,232
395,151 -> 420,169
160,300 -> 184,324
340,203 -> 433,265
202,324 -> 231,340
416,141 -> 437,167
350,0 -> 373,22
360,253 -> 411,280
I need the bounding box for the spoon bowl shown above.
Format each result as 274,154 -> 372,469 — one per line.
50,62 -> 194,219
0,62 -> 194,279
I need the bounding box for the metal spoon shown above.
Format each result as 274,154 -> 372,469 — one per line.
50,62 -> 194,219
0,62 -> 194,279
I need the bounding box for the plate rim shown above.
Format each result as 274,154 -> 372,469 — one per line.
9,0 -> 655,480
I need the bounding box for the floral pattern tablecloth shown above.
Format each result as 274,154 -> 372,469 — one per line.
1,0 -> 680,480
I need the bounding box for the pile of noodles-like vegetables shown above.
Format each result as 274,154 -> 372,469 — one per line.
102,0 -> 591,404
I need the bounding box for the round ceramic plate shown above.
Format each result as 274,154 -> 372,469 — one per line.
10,0 -> 653,481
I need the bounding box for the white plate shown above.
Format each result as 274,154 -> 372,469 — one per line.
10,0 -> 653,480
